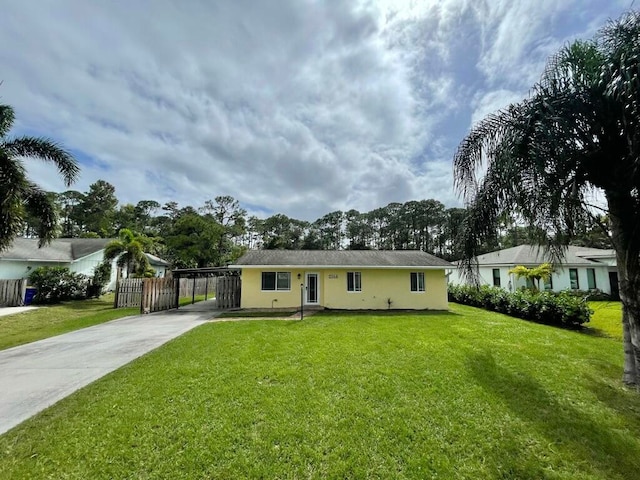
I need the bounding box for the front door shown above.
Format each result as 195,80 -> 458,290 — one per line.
305,273 -> 319,305
609,271 -> 620,300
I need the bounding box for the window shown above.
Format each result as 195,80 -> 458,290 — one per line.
544,275 -> 553,291
492,269 -> 501,287
410,272 -> 425,292
347,271 -> 362,292
261,272 -> 291,291
569,268 -> 579,289
587,268 -> 596,290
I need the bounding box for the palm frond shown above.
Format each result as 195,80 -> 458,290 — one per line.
0,105 -> 15,138
23,184 -> 58,246
2,137 -> 79,186
104,241 -> 125,262
0,151 -> 29,252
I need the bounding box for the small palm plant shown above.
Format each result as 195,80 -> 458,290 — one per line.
509,263 -> 554,292
104,229 -> 152,278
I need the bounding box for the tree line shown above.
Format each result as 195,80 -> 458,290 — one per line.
17,179 -> 611,269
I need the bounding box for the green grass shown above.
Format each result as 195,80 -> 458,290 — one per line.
1,304 -> 638,479
0,294 -> 138,351
588,301 -> 623,340
179,294 -> 210,307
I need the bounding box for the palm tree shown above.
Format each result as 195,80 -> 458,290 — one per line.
104,229 -> 151,278
453,11 -> 640,387
0,103 -> 79,251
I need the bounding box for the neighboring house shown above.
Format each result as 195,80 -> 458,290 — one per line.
146,253 -> 170,278
0,238 -> 171,290
230,250 -> 452,310
449,244 -> 619,298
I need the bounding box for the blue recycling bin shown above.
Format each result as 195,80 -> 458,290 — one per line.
24,287 -> 37,305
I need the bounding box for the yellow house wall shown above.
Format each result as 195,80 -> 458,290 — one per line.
240,268 -> 307,309
240,268 -> 448,310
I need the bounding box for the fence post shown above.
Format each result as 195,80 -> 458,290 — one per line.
114,278 -> 120,309
140,279 -> 147,314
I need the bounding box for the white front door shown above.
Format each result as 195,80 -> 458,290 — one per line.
305,273 -> 319,305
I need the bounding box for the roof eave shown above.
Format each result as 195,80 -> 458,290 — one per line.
230,264 -> 449,269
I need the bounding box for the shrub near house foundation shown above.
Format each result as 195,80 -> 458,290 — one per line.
28,266 -> 89,304
448,284 -> 591,328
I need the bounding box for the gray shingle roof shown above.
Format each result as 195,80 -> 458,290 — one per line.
232,250 -> 452,268
146,253 -> 170,267
0,238 -> 111,262
472,245 -> 610,266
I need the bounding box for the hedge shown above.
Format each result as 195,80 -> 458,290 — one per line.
448,284 -> 591,328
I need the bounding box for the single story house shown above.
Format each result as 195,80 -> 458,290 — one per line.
0,238 -> 170,289
230,250 -> 453,310
448,244 -> 619,298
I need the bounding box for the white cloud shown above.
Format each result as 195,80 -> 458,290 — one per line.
0,0 -> 630,221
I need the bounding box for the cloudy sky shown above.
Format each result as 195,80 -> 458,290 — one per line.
0,0 -> 630,220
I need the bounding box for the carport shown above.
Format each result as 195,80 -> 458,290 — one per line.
172,267 -> 241,309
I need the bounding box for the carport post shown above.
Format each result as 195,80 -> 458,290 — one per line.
174,277 -> 180,309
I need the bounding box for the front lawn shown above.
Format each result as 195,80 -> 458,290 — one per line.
0,304 -> 638,479
588,301 -> 623,340
0,294 -> 138,351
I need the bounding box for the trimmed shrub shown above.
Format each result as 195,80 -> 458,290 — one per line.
28,266 -> 90,304
448,284 -> 591,328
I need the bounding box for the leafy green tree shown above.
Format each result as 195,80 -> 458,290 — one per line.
164,213 -> 223,267
56,190 -> 86,237
570,214 -> 613,249
0,103 -> 79,250
453,11 -> 640,386
104,229 -> 151,278
81,180 -> 118,237
313,211 -> 344,250
201,196 -> 247,263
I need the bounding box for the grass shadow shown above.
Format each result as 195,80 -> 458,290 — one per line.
467,351 -> 640,479
579,326 -> 614,339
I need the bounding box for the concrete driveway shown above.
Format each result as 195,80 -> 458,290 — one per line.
0,301 -> 218,435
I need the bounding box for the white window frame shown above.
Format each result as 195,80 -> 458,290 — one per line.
410,272 -> 425,292
347,271 -> 362,292
261,271 -> 291,291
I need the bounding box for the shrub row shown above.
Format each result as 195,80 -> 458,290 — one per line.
448,284 -> 591,328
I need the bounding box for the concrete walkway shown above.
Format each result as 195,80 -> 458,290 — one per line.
0,300 -> 219,435
0,306 -> 38,317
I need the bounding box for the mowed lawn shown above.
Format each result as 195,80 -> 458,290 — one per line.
0,294 -> 139,351
1,304 -> 639,479
0,294 -> 211,351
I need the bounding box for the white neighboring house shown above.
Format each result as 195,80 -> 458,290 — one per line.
146,253 -> 170,278
449,244 -> 619,299
0,238 -> 170,290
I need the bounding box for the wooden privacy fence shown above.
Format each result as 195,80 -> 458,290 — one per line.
216,276 -> 241,309
140,277 -> 178,313
178,277 -> 216,298
0,279 -> 27,307
114,278 -> 144,308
